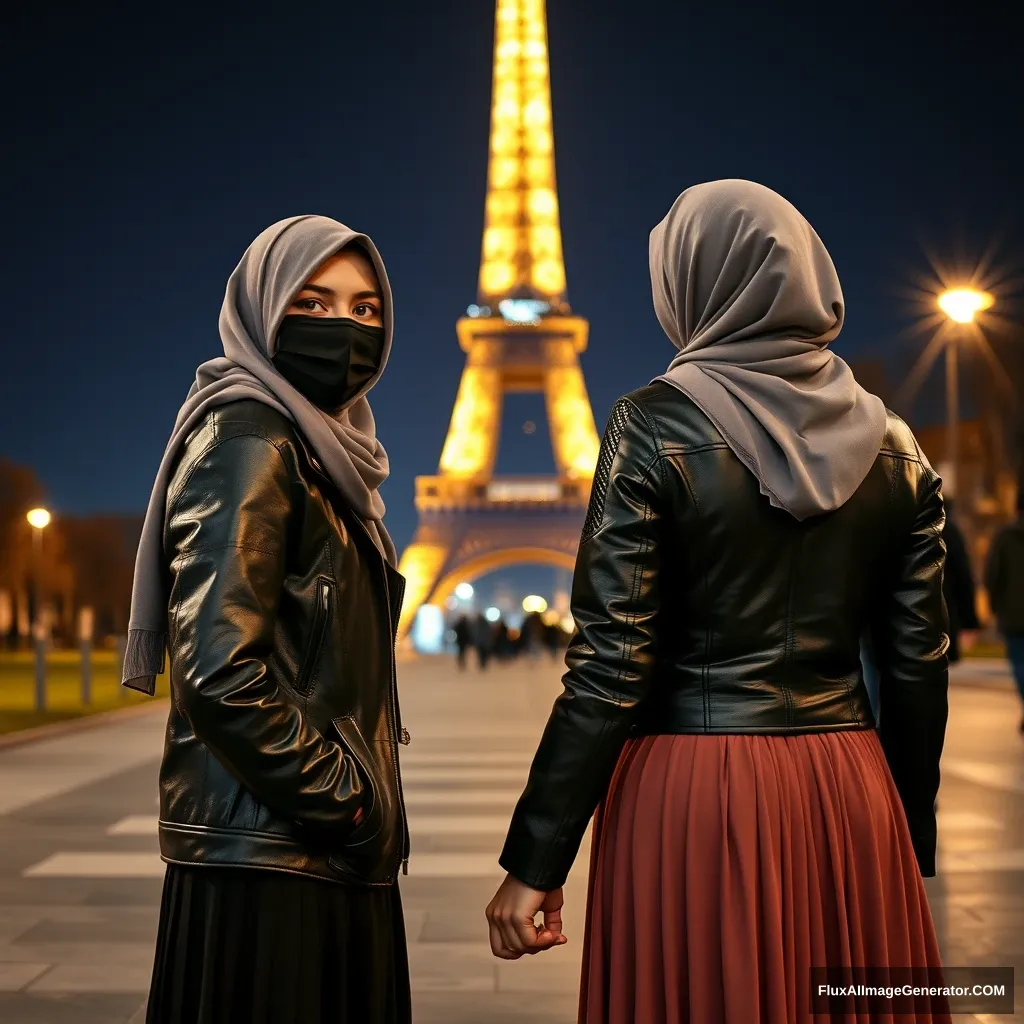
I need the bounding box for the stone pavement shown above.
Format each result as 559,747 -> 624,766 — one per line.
0,654 -> 1020,1023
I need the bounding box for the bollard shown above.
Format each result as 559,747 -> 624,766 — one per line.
115,635 -> 128,698
78,607 -> 94,705
80,641 -> 92,704
34,635 -> 46,712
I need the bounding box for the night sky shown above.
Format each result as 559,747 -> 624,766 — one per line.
2,1 -> 1020,586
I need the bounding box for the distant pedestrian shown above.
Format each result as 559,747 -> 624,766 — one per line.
453,614 -> 472,671
543,621 -> 563,660
984,487 -> 1024,731
943,499 -> 980,663
494,619 -> 512,661
474,612 -> 493,671
520,612 -> 545,661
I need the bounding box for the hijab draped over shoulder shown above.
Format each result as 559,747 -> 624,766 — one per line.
123,215 -> 397,693
650,179 -> 887,519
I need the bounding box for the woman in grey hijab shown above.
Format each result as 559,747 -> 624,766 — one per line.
490,181 -> 950,1022
132,216 -> 411,1024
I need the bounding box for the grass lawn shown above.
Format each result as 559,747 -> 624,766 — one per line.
0,650 -> 169,735
967,641 -> 1008,660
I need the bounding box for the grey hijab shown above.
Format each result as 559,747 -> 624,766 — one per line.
651,179 -> 887,519
123,215 -> 397,694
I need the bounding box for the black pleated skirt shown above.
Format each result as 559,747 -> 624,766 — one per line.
145,864 -> 412,1024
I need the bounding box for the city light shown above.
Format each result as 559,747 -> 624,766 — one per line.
454,582 -> 475,600
26,508 -> 51,530
937,288 -> 994,324
478,0 -> 567,307
484,607 -> 501,622
498,298 -> 549,324
411,605 -> 446,654
522,594 -> 548,613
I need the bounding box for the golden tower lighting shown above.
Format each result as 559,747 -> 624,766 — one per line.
395,0 -> 600,642
478,0 -> 567,308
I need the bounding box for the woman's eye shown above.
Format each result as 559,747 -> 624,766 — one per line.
294,298 -> 324,313
353,303 -> 378,318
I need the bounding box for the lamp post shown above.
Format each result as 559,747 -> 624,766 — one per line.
26,507 -> 51,711
936,288 -> 994,499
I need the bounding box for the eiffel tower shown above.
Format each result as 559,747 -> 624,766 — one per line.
396,0 -> 600,640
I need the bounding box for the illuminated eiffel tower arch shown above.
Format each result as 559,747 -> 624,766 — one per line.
396,0 -> 600,639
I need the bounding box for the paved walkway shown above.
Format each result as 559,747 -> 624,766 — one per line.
0,655 -> 1020,1022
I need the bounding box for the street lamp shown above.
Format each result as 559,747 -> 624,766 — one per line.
936,288 -> 994,499
26,507 -> 51,711
27,508 -> 51,531
937,288 -> 994,324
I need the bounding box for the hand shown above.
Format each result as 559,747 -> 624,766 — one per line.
960,630 -> 979,653
485,874 -> 567,960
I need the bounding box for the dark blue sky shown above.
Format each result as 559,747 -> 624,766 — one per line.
1,0 -> 1020,563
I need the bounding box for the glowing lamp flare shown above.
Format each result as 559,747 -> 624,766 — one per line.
937,288 -> 994,324
27,508 -> 51,529
454,583 -> 475,600
522,594 -> 548,613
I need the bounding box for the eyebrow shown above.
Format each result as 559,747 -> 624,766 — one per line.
295,284 -> 382,302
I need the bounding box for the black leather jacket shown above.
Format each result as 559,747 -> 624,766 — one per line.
159,399 -> 409,886
500,382 -> 949,889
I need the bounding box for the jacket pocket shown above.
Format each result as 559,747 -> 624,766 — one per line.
332,715 -> 385,847
294,576 -> 334,695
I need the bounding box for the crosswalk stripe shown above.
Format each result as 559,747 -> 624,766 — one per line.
29,841 -> 1024,881
24,853 -> 164,878
936,811 -> 1004,831
107,815 -> 157,835
20,850 -> 518,879
937,848 -> 1024,872
941,759 -> 1024,795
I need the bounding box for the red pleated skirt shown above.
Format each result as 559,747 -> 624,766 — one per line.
579,729 -> 949,1024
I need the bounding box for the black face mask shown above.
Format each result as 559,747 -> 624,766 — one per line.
272,315 -> 386,412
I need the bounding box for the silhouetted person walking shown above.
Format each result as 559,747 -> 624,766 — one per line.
494,619 -> 512,661
943,499 -> 980,663
474,613 -> 493,671
452,614 -> 472,671
543,622 -> 563,660
985,487 -> 1024,731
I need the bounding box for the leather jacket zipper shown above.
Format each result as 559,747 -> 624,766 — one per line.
380,572 -> 410,879
302,453 -> 409,875
295,579 -> 331,694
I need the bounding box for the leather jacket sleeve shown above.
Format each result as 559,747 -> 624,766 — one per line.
870,458 -> 949,877
165,432 -> 367,835
499,398 -> 664,891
